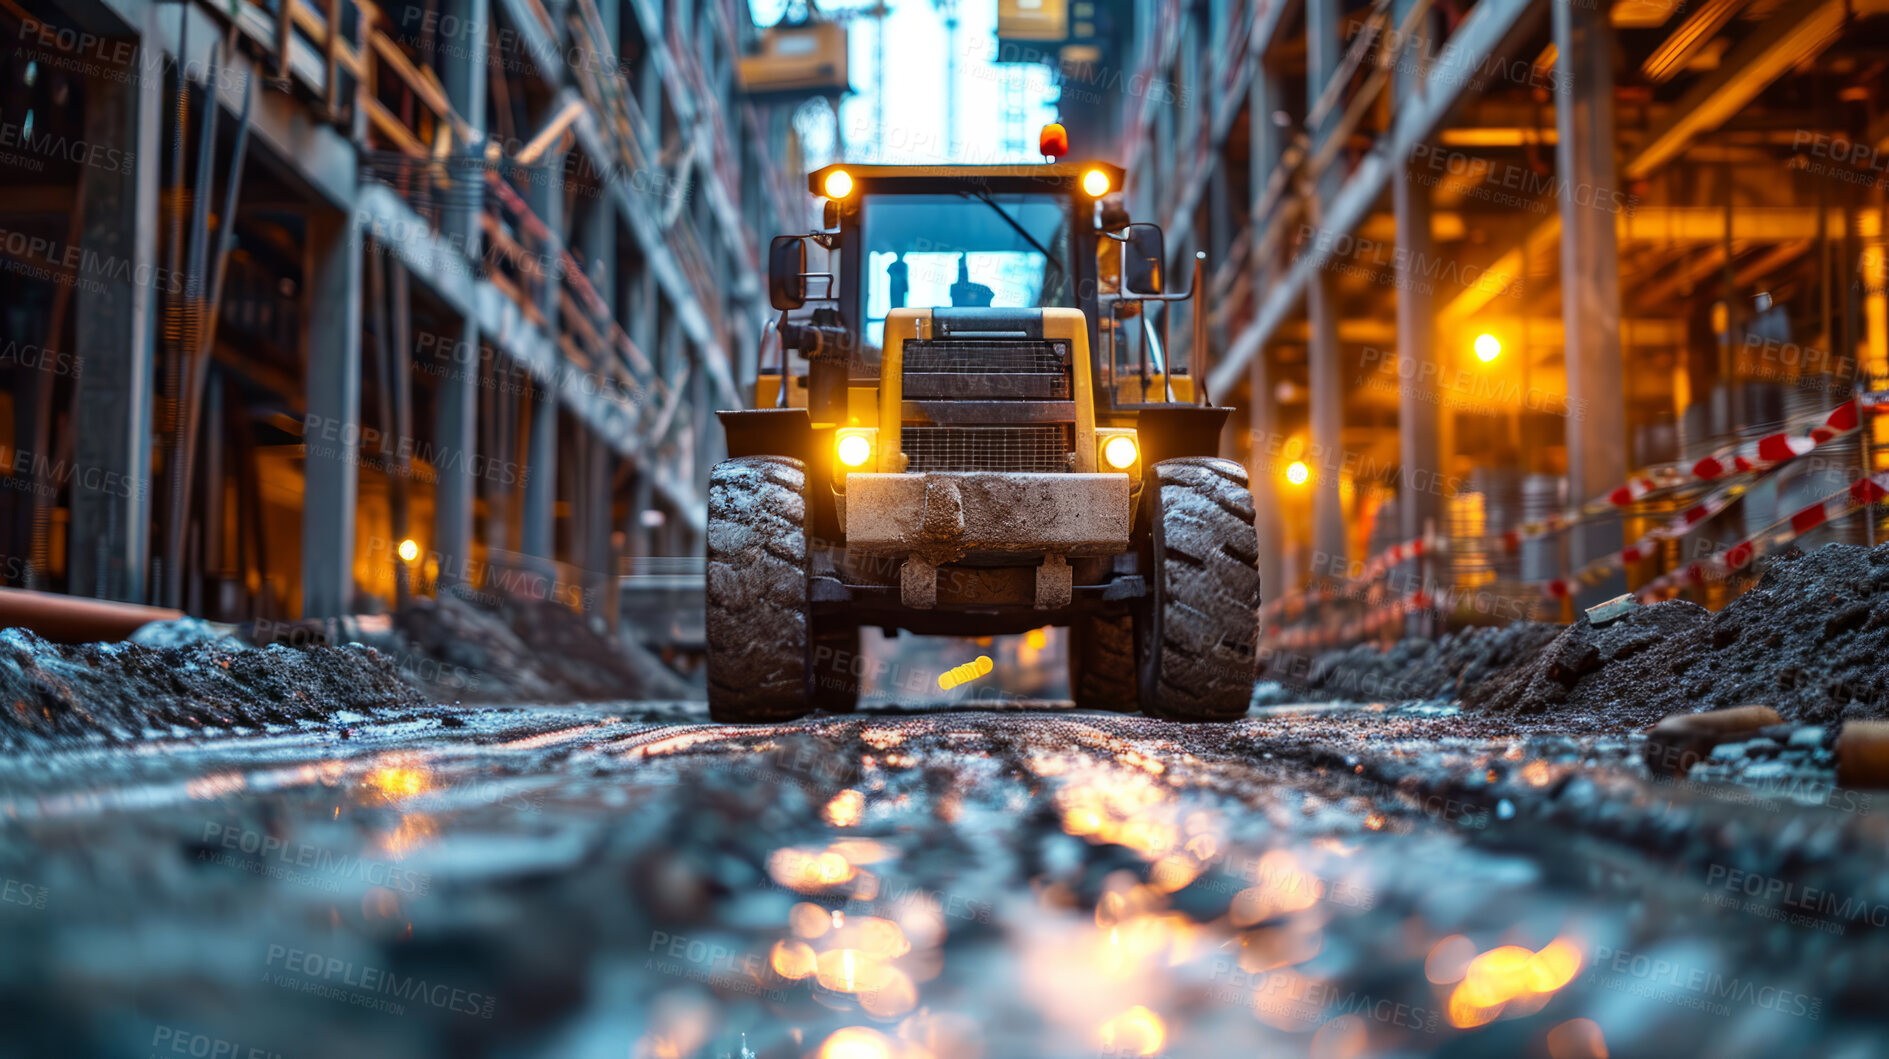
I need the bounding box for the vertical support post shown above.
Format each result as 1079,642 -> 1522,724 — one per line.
1393,0 -> 1441,636
1305,0 -> 1347,579
1248,49 -> 1287,604
521,382 -> 559,562
433,318 -> 479,588
1554,0 -> 1628,604
434,0 -> 487,590
302,210 -> 364,617
71,40 -> 160,602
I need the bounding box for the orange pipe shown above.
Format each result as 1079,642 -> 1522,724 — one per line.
0,587 -> 185,643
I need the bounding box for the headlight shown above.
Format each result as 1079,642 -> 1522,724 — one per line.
837,432 -> 874,468
1082,168 -> 1111,197
1102,434 -> 1139,470
823,169 -> 854,199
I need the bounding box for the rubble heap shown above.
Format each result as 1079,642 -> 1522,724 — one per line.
1473,543 -> 1889,727
1259,622 -> 1560,705
0,629 -> 427,748
1266,543 -> 1889,729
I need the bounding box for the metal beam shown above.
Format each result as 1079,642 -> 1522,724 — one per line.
1305,0 -> 1347,568
1555,0 -> 1628,604
1210,0 -> 1541,397
301,211 -> 364,617
1392,0 -> 1439,634
69,15 -> 160,603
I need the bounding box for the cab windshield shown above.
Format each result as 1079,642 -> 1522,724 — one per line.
858,191 -> 1071,349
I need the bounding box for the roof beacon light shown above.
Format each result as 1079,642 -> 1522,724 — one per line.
823,169 -> 855,200
1039,122 -> 1069,159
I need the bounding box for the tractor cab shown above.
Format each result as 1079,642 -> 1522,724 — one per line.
708,155 -> 1263,726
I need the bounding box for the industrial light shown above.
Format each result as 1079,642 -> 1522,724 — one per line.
397,538 -> 420,563
823,168 -> 854,200
836,432 -> 874,468
1474,333 -> 1502,363
1102,434 -> 1139,469
1082,168 -> 1111,197
1286,461 -> 1310,486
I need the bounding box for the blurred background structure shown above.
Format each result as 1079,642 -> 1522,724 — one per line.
4,0 -> 1889,656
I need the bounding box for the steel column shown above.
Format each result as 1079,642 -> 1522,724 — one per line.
302,211 -> 364,617
434,0 -> 487,589
1554,0 -> 1629,603
1394,0 -> 1442,635
1305,0 -> 1348,573
521,385 -> 559,561
70,32 -> 160,603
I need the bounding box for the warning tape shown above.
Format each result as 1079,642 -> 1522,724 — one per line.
1266,394 -> 1884,617
1265,470 -> 1889,651
1636,471 -> 1889,601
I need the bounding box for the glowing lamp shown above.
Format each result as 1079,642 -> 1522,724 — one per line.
1102,435 -> 1139,469
1039,123 -> 1069,159
836,432 -> 874,468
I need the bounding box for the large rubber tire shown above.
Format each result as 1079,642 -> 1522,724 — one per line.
1069,613 -> 1137,712
810,624 -> 861,713
1138,458 -> 1263,722
706,456 -> 813,723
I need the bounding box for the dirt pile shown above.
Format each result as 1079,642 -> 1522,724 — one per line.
1471,543 -> 1889,727
0,629 -> 428,749
253,588 -> 695,704
1258,622 -> 1559,704
1263,544 -> 1889,730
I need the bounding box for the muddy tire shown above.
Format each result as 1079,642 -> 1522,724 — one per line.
1138,458 -> 1262,722
1069,612 -> 1137,712
810,624 -> 861,713
707,456 -> 813,723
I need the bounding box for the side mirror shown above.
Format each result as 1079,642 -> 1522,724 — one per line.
1122,223 -> 1166,295
769,235 -> 807,310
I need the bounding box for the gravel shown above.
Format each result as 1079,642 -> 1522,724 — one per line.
0,628 -> 428,749
1265,543 -> 1889,732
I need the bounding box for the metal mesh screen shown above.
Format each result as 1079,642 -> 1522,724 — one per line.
901,425 -> 1072,473
902,340 -> 1070,397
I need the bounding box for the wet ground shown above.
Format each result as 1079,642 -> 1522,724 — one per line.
3,694 -> 1885,1059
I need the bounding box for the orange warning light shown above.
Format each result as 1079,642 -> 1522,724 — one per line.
1039,122 -> 1069,159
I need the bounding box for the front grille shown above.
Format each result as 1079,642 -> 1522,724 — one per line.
902,339 -> 1070,399
902,425 -> 1072,473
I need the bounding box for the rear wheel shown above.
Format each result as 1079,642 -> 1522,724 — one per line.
810,624 -> 861,712
706,456 -> 813,723
1069,612 -> 1137,712
1138,458 -> 1263,722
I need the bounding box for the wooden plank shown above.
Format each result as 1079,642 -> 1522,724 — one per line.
365,97 -> 427,156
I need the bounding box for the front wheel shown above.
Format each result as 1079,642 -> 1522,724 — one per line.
1069,612 -> 1137,712
1138,458 -> 1263,722
706,456 -> 814,723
